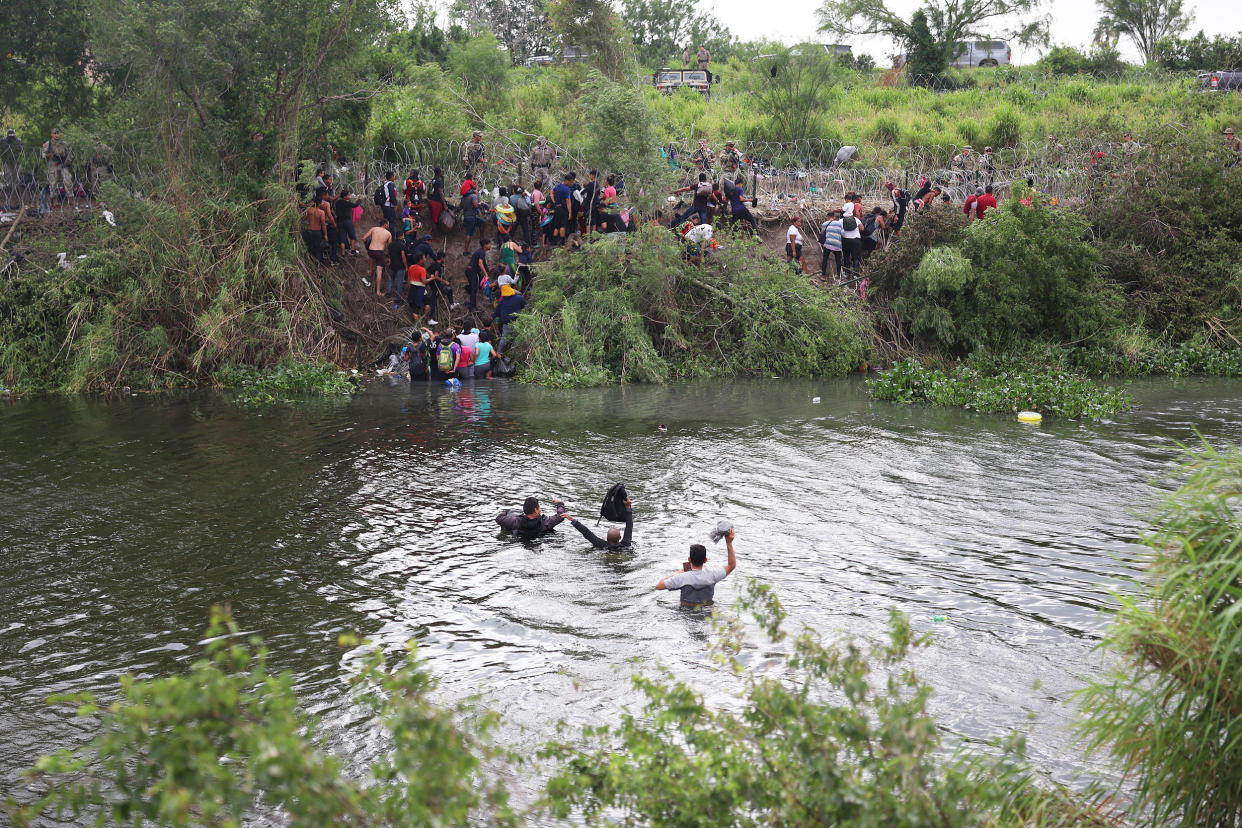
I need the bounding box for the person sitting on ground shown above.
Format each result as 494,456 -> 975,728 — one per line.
655,527 -> 736,608
563,497 -> 634,551
361,222 -> 393,295
496,497 -> 567,540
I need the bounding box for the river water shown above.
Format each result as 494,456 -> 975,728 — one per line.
4,377 -> 1242,808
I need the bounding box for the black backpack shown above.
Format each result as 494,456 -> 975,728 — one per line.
374,184 -> 386,206
862,215 -> 877,236
842,215 -> 858,232
600,483 -> 629,522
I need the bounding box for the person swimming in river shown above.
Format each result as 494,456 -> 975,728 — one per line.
495,496 -> 567,540
656,527 -> 736,609
562,497 -> 634,551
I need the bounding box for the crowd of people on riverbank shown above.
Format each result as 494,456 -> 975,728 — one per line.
294,123 -> 1242,364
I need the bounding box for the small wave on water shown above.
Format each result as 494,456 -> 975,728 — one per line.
3,376 -> 1241,798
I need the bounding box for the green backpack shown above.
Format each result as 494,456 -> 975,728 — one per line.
437,343 -> 456,372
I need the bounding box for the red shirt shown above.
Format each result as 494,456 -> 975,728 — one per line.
407,264 -> 427,286
963,195 -> 977,215
974,194 -> 998,218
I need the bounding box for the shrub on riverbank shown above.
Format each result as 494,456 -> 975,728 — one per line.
892,188 -> 1119,356
1078,443 -> 1242,825
0,184 -> 346,393
993,342 -> 1242,379
869,359 -> 1133,419
509,225 -> 870,387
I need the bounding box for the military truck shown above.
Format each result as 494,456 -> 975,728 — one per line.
652,68 -> 717,98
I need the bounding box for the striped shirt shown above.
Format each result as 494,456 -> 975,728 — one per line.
820,220 -> 844,251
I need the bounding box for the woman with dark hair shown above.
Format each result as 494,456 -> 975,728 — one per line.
473,329 -> 499,379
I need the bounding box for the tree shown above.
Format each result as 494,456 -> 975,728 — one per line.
905,10 -> 946,77
453,0 -> 554,64
449,32 -> 511,106
0,0 -> 94,129
618,0 -> 734,68
1094,0 -> 1192,63
1153,30 -> 1242,70
4,608 -> 520,827
750,46 -> 842,139
1078,443 -> 1242,827
89,0 -> 400,179
817,0 -> 1049,69
546,0 -> 637,80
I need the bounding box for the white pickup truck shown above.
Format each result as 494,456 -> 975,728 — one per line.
1198,71 -> 1242,91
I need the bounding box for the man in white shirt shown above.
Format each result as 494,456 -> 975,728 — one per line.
656,528 -> 736,608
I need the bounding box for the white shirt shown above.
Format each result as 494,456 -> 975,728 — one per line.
663,565 -> 727,589
787,224 -> 803,245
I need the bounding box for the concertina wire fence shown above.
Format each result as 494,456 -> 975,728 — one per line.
0,98 -> 1225,221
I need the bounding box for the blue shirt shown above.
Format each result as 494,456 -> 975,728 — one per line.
474,341 -> 494,366
553,183 -> 572,206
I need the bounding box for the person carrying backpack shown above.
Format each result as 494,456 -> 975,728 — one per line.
433,333 -> 461,380
562,490 -> 634,551
840,203 -> 863,278
819,210 -> 844,280
375,171 -> 398,235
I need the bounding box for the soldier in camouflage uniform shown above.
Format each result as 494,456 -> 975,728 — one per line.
980,146 -> 995,186
41,128 -> 73,205
720,140 -> 741,175
1,128 -> 22,204
86,140 -> 114,197
1225,127 -> 1241,160
462,131 -> 486,177
690,138 -> 714,172
528,135 -> 556,184
950,145 -> 975,186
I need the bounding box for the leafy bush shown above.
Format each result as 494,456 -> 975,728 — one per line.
543,581 -> 1103,827
867,207 -> 971,298
4,608 -> 518,827
215,362 -> 356,405
869,358 -> 1133,419
893,188 -> 1119,355
1078,443 -> 1242,826
1014,342 -> 1242,378
1092,135 -> 1242,342
1,183 -> 345,392
510,225 -> 869,386
449,32 -> 510,108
